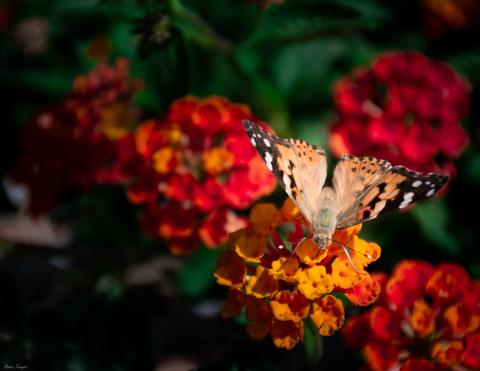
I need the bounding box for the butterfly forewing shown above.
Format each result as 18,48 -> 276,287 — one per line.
243,120 -> 327,222
334,155 -> 449,229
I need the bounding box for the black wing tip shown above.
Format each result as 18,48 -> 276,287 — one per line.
439,175 -> 450,187
242,119 -> 256,130
392,165 -> 449,181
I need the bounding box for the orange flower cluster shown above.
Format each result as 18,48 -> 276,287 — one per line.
110,96 -> 276,254
215,199 -> 381,350
343,260 -> 480,370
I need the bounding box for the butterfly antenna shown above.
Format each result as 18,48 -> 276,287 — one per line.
331,239 -> 372,273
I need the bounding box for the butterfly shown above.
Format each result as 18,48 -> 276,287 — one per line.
243,120 -> 449,251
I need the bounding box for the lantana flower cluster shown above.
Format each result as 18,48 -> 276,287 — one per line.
343,260 -> 480,370
11,58 -> 138,214
215,199 -> 381,350
330,51 -> 470,178
111,96 -> 276,254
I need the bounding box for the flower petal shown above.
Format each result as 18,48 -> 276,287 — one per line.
271,290 -> 310,322
270,320 -> 304,350
214,249 -> 246,288
246,266 -> 279,298
310,294 -> 345,336
343,272 -> 381,306
431,340 -> 464,367
221,288 -> 246,319
297,265 -> 334,300
409,298 -> 435,338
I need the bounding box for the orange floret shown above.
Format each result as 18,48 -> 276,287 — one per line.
246,266 -> 279,298
310,295 -> 345,336
270,291 -> 310,322
202,147 -> 234,175
409,298 -> 435,338
214,249 -> 246,288
296,265 -> 334,300
270,320 -> 304,350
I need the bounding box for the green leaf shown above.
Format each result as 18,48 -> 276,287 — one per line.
0,70 -> 71,98
250,16 -> 381,48
470,263 -> 480,280
177,247 -> 222,298
294,116 -> 329,150
447,49 -> 480,84
465,152 -> 480,184
233,309 -> 248,326
321,0 -> 390,22
304,319 -> 323,366
110,22 -> 137,59
411,200 -> 460,256
271,37 -> 347,104
140,30 -> 189,109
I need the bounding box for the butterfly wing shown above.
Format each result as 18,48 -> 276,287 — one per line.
243,120 -> 327,223
333,154 -> 449,229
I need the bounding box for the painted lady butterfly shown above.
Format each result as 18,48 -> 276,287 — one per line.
243,120 -> 449,249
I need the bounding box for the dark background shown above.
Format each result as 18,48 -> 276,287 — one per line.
0,0 -> 479,370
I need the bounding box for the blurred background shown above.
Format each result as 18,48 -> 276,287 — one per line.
0,0 -> 479,370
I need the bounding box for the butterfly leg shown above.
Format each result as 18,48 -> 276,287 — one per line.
331,239 -> 361,273
290,237 -> 307,256
342,246 -> 360,273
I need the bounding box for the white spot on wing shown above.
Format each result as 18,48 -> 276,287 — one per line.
404,192 -> 414,200
399,192 -> 414,209
412,180 -> 422,187
265,152 -> 273,171
426,188 -> 435,197
263,138 -> 271,147
250,138 -> 256,146
283,172 -> 291,191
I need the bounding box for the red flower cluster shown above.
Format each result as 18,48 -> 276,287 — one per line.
112,96 -> 276,254
343,260 -> 480,370
330,52 -> 470,177
11,59 -> 138,214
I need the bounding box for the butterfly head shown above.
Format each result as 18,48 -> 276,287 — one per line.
313,233 -> 332,249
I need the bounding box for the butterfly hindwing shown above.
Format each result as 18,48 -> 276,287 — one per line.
243,120 -> 327,222
334,155 -> 449,229
333,154 -> 392,210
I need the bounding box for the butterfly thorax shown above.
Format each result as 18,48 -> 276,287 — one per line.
312,187 -> 339,248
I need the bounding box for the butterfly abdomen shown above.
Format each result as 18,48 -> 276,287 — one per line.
316,208 -> 336,230
312,187 -> 339,239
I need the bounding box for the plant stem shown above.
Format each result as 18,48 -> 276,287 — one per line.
304,318 -> 323,369
234,6 -> 265,47
168,0 -> 279,120
168,0 -> 233,55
